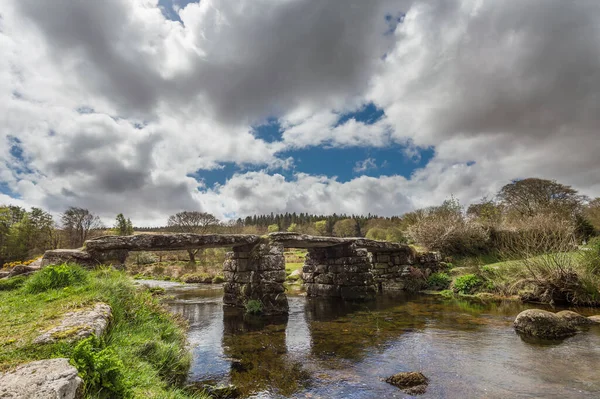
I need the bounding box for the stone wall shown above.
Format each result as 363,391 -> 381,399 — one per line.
302,244 -> 377,300
223,240 -> 288,314
371,250 -> 442,292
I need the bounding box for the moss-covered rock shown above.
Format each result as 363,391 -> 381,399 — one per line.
556,310 -> 596,328
384,371 -> 429,395
514,309 -> 577,339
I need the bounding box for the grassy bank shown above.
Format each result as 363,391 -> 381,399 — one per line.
0,264 -> 207,398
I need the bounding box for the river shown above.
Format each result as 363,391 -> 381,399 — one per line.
141,281 -> 600,398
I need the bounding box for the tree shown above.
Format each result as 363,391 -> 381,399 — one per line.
114,213 -> 134,236
497,178 -> 583,218
314,220 -> 327,236
467,198 -> 503,227
61,207 -> 103,248
333,219 -> 357,237
287,223 -> 298,232
167,211 -> 220,262
267,224 -> 279,233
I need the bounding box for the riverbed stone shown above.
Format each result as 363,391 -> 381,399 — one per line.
514,309 -> 577,339
588,315 -> 600,323
0,358 -> 82,399
384,371 -> 429,395
34,303 -> 111,344
556,310 -> 597,327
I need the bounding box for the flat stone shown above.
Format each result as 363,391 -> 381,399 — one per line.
514,309 -> 577,339
41,249 -> 97,268
0,358 -> 82,399
85,234 -> 261,252
34,303 -> 111,344
269,232 -> 353,248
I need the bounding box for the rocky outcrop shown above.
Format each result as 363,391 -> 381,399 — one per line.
556,310 -> 597,328
384,371 -> 429,395
6,264 -> 40,278
514,309 -> 577,339
0,358 -> 82,399
34,303 -> 111,344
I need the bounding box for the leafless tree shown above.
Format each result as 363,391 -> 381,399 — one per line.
167,211 -> 220,262
61,207 -> 103,248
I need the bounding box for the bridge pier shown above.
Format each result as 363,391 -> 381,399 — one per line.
223,240 -> 288,315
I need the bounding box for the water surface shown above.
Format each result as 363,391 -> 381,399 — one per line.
148,281 -> 600,398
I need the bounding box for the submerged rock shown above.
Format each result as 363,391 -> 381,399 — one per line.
514,309 -> 577,339
384,371 -> 429,395
34,303 -> 112,344
0,358 -> 82,399
556,310 -> 596,327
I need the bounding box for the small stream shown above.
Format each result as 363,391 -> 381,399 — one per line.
141,280 -> 600,398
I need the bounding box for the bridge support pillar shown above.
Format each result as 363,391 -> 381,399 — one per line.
223,239 -> 288,314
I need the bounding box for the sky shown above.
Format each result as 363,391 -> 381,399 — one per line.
1,0 -> 600,226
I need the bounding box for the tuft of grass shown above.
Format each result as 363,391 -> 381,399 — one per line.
427,272 -> 451,290
23,263 -> 88,294
0,275 -> 28,291
0,265 -> 208,399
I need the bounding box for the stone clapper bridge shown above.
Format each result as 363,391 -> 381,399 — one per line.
42,232 -> 441,314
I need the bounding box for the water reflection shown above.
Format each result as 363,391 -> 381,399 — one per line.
158,281 -> 600,399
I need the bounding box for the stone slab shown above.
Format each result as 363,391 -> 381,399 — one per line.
85,234 -> 261,252
34,303 -> 111,344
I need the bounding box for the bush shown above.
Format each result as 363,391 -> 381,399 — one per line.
136,252 -> 158,265
245,299 -> 263,315
453,274 -> 483,295
427,272 -> 451,290
212,275 -> 224,284
71,336 -> 130,398
24,263 -> 88,293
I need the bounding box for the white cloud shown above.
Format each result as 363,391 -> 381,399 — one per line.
1,0 -> 600,226
353,158 -> 378,173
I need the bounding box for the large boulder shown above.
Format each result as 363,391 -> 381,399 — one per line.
384,371 -> 429,395
41,249 -> 98,268
514,309 -> 577,339
556,310 -> 597,328
0,358 -> 82,399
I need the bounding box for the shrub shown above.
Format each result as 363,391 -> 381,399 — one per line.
71,336 -> 130,398
24,263 -> 88,293
245,299 -> 263,315
427,272 -> 451,290
212,275 -> 224,284
135,252 -> 158,265
453,274 -> 483,295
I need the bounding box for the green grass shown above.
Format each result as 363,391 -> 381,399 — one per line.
285,262 -> 303,275
0,264 -> 208,398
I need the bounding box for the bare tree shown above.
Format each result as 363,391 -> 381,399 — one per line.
167,211 -> 220,262
61,207 -> 103,248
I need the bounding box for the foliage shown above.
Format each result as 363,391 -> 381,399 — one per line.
497,178 -> 583,218
245,299 -> 263,315
365,227 -> 407,243
408,197 -> 490,256
114,213 -> 134,236
212,275 -> 225,284
71,336 -> 129,398
427,272 -> 451,290
333,218 -> 358,237
584,198 -> 600,234
267,224 -> 279,233
62,207 -> 103,248
135,251 -> 158,265
24,263 -> 88,293
314,220 -> 328,236
0,275 -> 27,291
453,274 -> 483,295
286,223 -> 298,232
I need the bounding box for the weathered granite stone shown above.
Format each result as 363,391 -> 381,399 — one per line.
7,264 -> 40,278
384,371 -> 429,395
340,285 -> 377,299
0,270 -> 9,279
85,233 -> 261,252
514,309 -> 577,339
0,358 -> 82,399
556,310 -> 597,327
34,303 -> 111,344
41,249 -> 98,268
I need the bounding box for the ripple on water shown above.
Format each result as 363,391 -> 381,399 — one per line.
162,284 -> 600,399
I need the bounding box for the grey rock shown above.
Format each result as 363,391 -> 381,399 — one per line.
556,310 -> 597,327
385,371 -> 429,395
0,358 -> 82,399
85,233 -> 260,252
34,303 -> 111,344
41,249 -> 97,268
514,309 -> 577,339
7,265 -> 40,278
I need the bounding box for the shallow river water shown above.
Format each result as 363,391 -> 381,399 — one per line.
143,281 -> 600,398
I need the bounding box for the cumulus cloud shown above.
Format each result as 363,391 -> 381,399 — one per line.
1,0 -> 600,226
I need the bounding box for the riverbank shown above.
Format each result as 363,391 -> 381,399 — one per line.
0,264 -> 207,398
